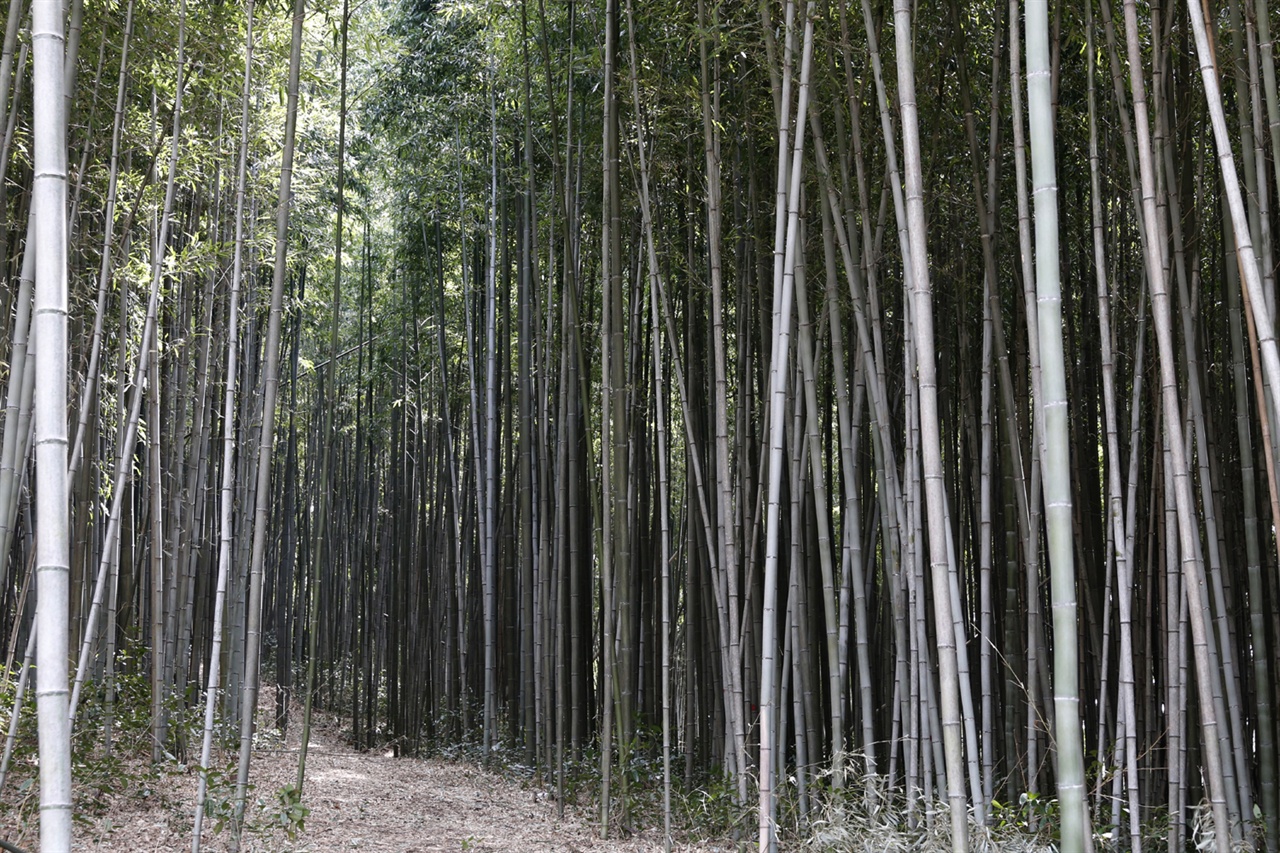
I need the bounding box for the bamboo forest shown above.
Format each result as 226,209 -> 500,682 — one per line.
5,0 -> 1280,850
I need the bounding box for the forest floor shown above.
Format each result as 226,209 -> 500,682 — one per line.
0,694 -> 730,853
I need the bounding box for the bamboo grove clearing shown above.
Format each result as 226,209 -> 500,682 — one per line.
2,0 -> 1280,850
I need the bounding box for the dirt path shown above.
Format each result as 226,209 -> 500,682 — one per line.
0,709 -> 727,853
235,745 -> 688,853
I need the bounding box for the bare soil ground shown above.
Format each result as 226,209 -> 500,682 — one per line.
0,699 -> 729,853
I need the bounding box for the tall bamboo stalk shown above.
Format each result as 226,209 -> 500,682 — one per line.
193,4 -> 254,847
32,0 -> 71,847
234,0 -> 306,839
1025,0 -> 1088,848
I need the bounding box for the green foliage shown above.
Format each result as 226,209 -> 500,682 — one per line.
989,791 -> 1061,840
0,658 -> 185,840
256,782 -> 311,840
672,769 -> 748,841
196,763 -> 241,835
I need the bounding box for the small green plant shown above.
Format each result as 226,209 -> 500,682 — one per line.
195,763 -> 239,834
673,769 -> 748,841
260,782 -> 310,840
988,790 -> 1061,841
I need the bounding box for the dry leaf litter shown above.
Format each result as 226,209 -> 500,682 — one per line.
0,691 -> 730,853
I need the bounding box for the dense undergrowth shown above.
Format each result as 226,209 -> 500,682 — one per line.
0,670 -> 1261,852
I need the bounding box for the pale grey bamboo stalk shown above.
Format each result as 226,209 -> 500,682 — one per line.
103,229 -> 134,757
816,175 -> 874,774
639,119 -> 675,853
790,161 -> 845,798
1,545 -> 31,694
978,272 -> 995,811
426,220 -> 469,740
807,121 -> 905,569
765,0 -> 796,329
941,507 -> 983,823
297,0 -> 347,792
146,277 -> 166,763
621,2 -> 671,841
32,0 -> 71,847
964,9 -> 1005,813
949,18 -> 1004,811
1240,26 -> 1280,824
0,40 -> 27,215
755,8 -> 798,805
901,29 -> 931,819
832,49 -> 913,787
484,63 -> 499,777
955,12 -> 1047,784
1162,436 -> 1188,852
67,246 -> 163,723
1238,272 -> 1280,845
892,0 -> 967,843
811,116 -> 912,794
131,0 -> 186,763
904,411 -> 937,804
192,4 -> 253,848
1187,0 -> 1280,488
0,626 -> 34,794
1086,3 -> 1140,846
758,7 -> 813,849
786,378 -> 809,816
1150,20 -> 1253,827
61,0 -> 81,120
101,528 -> 117,755
598,0 -> 617,823
0,0 -> 25,146
1187,0 -> 1273,835
699,0 -> 747,796
171,207 -> 220,699
1255,0 -> 1280,306
645,185 -> 739,800
1025,0 -> 1088,847
1226,207 -> 1277,853
1122,0 -> 1232,847
232,0 -> 305,838
1009,0 -> 1051,784
456,123 -> 490,757
1225,0 -> 1270,323
0,248 -> 33,590
1245,12 -> 1279,352
857,0 -> 915,296
65,24 -> 103,234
